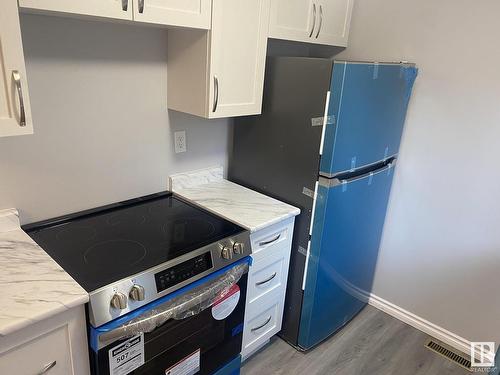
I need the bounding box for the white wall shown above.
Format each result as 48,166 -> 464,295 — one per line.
0,14 -> 230,224
336,0 -> 500,344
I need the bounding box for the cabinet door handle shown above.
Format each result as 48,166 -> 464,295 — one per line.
309,3 -> 317,38
258,234 -> 281,247
12,71 -> 26,127
251,316 -> 272,332
212,76 -> 219,113
316,5 -> 323,38
256,272 -> 277,286
122,0 -> 128,11
38,361 -> 57,374
138,0 -> 144,13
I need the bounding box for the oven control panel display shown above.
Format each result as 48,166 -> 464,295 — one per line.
155,252 -> 213,293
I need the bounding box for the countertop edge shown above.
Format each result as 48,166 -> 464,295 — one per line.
174,180 -> 301,233
0,209 -> 90,337
248,211 -> 301,233
0,294 -> 89,337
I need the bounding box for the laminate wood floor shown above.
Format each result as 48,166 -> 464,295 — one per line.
242,306 -> 470,375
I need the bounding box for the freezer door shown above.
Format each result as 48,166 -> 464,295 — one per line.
320,62 -> 417,177
298,163 -> 396,350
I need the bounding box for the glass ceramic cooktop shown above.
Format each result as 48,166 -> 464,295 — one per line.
23,192 -> 244,291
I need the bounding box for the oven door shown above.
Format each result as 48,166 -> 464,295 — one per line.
89,258 -> 249,375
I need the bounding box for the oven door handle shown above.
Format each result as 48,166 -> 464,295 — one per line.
99,263 -> 248,345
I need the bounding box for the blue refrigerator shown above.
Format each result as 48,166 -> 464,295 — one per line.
230,57 -> 418,350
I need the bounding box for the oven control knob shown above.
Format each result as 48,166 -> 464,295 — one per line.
110,292 -> 128,310
221,246 -> 233,260
129,284 -> 146,302
233,242 -> 244,255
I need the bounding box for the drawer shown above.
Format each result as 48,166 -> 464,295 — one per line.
250,218 -> 294,260
247,250 -> 287,306
0,326 -> 72,375
242,301 -> 283,357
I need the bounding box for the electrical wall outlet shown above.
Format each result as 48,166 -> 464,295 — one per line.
174,130 -> 187,153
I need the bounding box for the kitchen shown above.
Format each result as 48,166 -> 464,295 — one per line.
1,0 -> 500,375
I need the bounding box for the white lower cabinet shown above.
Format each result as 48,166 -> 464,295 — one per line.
246,250 -> 287,307
242,217 -> 295,360
0,306 -> 90,375
242,300 -> 282,358
0,326 -> 72,375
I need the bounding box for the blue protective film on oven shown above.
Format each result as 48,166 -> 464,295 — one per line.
213,355 -> 242,375
231,323 -> 244,337
89,256 -> 251,352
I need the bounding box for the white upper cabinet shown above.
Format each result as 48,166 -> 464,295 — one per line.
269,0 -> 353,47
167,0 -> 271,119
315,0 -> 353,46
0,0 -> 33,137
18,0 -> 211,29
18,0 -> 134,21
132,0 -> 211,29
269,0 -> 316,42
209,0 -> 270,118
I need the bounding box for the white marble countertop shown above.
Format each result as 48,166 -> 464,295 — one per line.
0,209 -> 88,336
170,167 -> 300,233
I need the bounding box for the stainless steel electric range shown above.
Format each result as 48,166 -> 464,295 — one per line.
23,192 -> 252,375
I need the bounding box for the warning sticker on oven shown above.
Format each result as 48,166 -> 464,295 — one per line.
108,333 -> 145,375
212,284 -> 240,321
165,349 -> 200,375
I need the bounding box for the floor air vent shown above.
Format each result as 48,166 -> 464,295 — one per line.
425,339 -> 472,371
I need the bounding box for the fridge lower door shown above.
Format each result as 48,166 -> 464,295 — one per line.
298,163 -> 396,350
320,62 -> 417,177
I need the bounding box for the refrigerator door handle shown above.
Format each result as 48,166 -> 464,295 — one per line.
302,240 -> 311,290
325,159 -> 397,188
319,91 -> 331,156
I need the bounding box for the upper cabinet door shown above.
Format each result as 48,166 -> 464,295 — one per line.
0,0 -> 33,137
132,0 -> 211,29
18,0 -> 134,20
269,0 -> 353,47
269,0 -> 316,44
208,0 -> 270,118
314,0 -> 353,47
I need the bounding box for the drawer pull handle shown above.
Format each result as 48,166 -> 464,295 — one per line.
138,0 -> 145,13
259,234 -> 281,247
251,316 -> 272,332
12,71 -> 26,127
39,361 -> 57,374
121,0 -> 128,11
256,272 -> 277,286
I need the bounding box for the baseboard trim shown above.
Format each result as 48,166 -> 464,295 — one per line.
325,267 -> 474,357
368,293 -> 471,356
